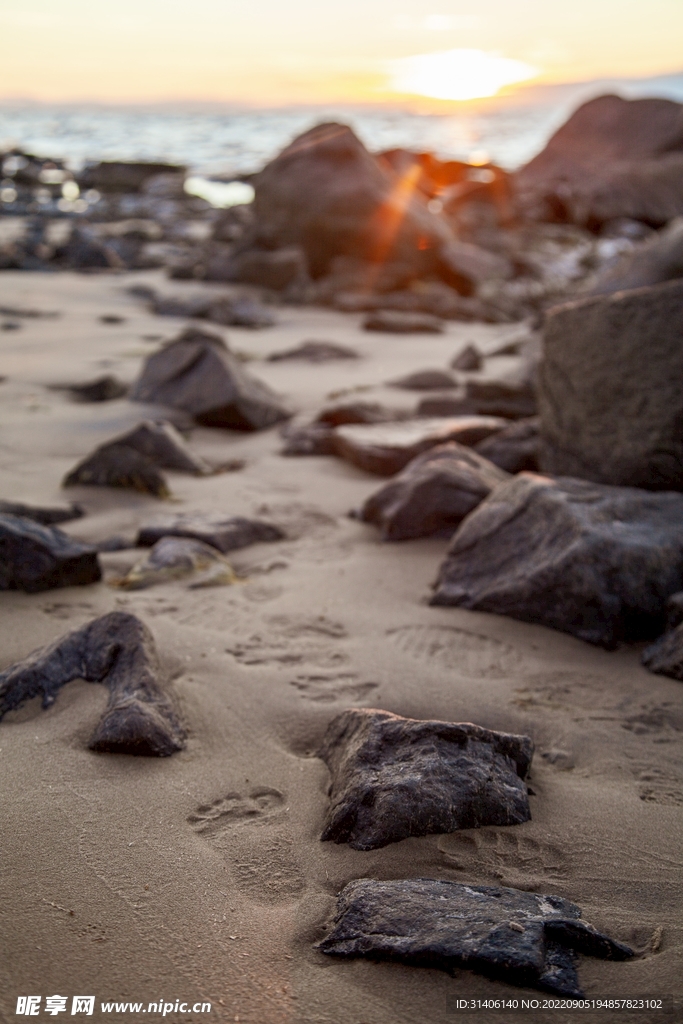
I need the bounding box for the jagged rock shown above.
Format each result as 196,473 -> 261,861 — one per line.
590,217 -> 683,295
251,123 -> 451,278
363,310 -> 445,334
280,422 -> 336,457
358,442 -> 509,540
319,708 -> 533,850
333,417 -> 506,476
539,279 -> 683,489
515,94 -> 683,227
53,375 -> 128,403
0,514 -> 101,592
234,247 -> 308,290
112,537 -> 237,590
475,418 -> 540,473
318,878 -> 633,996
136,513 -> 284,553
389,369 -> 457,391
63,444 -> 170,497
0,500 -> 84,525
111,421 -> 211,474
0,611 -> 185,756
267,340 -> 359,363
451,343 -> 482,371
432,473 -> 683,648
129,327 -> 290,430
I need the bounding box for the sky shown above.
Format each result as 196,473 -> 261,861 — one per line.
0,0 -> 682,106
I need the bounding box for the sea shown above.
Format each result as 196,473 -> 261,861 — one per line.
1,71 -> 682,204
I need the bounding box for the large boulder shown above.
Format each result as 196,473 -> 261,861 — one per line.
129,328 -> 290,430
250,123 -> 452,278
358,442 -> 509,540
515,94 -> 683,227
0,514 -> 101,593
431,473 -> 683,648
539,279 -> 683,489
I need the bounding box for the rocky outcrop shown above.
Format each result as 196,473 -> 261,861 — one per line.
539,279 -> 683,489
0,514 -> 101,592
130,328 -> 290,430
318,878 -> 633,996
318,709 -> 533,850
358,442 -> 509,540
432,473 -> 683,648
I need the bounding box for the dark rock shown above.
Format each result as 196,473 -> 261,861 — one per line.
389,369 -> 457,391
110,420 -> 211,475
667,591 -> 683,629
475,418 -> 540,473
515,94 -> 683,227
99,315 -> 126,324
234,247 -> 308,290
0,500 -> 84,525
316,401 -> 391,427
0,611 -> 185,756
78,161 -> 186,194
1,321 -> 21,331
438,239 -> 514,295
642,623 -> 683,681
451,343 -> 482,371
267,340 -> 359,363
0,514 -> 101,593
319,709 -> 533,850
358,442 -> 509,541
59,375 -> 128,403
589,216 -> 683,295
251,123 -> 451,278
333,417 -> 506,476
363,310 -> 445,334
136,513 -> 284,553
129,327 -> 290,431
58,228 -> 124,270
539,279 -> 683,489
432,473 -> 683,648
318,878 -> 632,996
280,422 -> 337,456
416,393 -> 472,417
207,296 -> 276,329
63,444 -> 170,498
464,377 -> 537,420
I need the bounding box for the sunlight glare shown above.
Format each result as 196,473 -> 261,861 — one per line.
392,48 -> 538,101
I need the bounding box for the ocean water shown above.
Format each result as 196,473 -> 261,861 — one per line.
1,72 -> 682,179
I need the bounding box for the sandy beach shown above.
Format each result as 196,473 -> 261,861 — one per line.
1,268 -> 681,1024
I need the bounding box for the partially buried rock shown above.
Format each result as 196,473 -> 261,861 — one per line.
150,291 -> 275,329
432,473 -> 683,648
389,369 -> 456,391
358,442 -> 509,541
129,327 -> 290,430
451,343 -> 482,371
318,878 -> 633,996
475,418 -> 540,473
280,422 -> 337,457
64,444 -> 170,498
0,515 -> 101,593
0,611 -> 185,756
364,310 -> 445,334
112,537 -> 237,590
136,512 -> 284,553
267,340 -> 359,363
0,500 -> 84,525
112,420 -> 211,474
333,416 -> 506,476
319,708 -> 533,850
61,375 -> 128,403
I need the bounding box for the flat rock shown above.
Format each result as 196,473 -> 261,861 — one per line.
63,444 -> 170,497
267,340 -> 359,363
129,327 -> 290,430
332,417 -> 506,476
0,514 -> 101,593
113,537 -> 237,590
318,708 -> 533,850
0,500 -> 84,525
451,343 -> 482,371
539,279 -> 683,489
363,310 -> 445,334
318,878 -> 633,996
475,418 -> 540,473
358,442 -> 509,540
52,375 -> 128,402
315,401 -> 391,427
136,513 -> 284,553
389,369 -> 457,391
432,473 -> 683,648
0,611 -> 185,755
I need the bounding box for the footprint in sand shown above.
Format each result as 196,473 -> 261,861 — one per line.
40,601 -> 95,620
437,829 -> 567,886
512,671 -> 621,713
225,615 -> 349,668
188,788 -> 306,902
632,765 -> 683,806
622,702 -> 683,736
386,625 -> 522,678
289,672 -> 379,704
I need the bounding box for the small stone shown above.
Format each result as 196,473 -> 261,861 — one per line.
318,708 -> 533,850
0,514 -> 101,593
63,444 -> 170,497
267,340 -> 359,363
112,537 -> 237,590
0,500 -> 84,525
318,878 -> 633,996
389,369 -> 457,391
451,343 -> 482,371
315,401 -> 391,427
642,622 -> 683,681
363,310 -> 445,334
110,420 -> 211,475
61,375 -> 128,402
136,513 -> 284,553
0,611 -> 186,756
280,422 -> 337,456
99,314 -> 126,324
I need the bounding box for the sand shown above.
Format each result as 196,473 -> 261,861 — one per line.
0,269 -> 681,1024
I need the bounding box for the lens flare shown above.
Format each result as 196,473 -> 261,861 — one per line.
392,48 -> 538,101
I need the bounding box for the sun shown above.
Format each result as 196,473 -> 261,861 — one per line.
391,48 -> 538,102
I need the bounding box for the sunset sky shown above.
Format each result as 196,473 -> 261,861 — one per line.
0,0 -> 681,106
